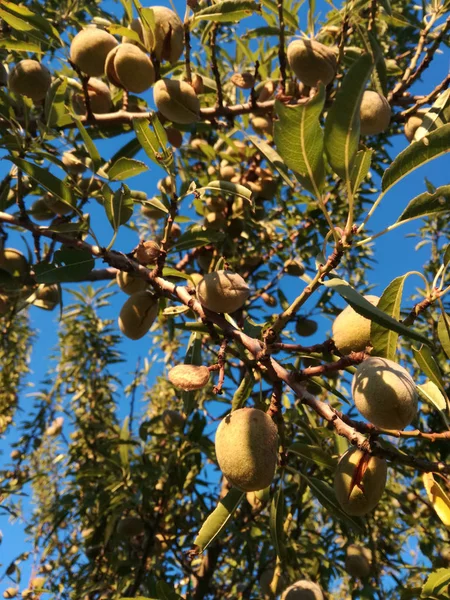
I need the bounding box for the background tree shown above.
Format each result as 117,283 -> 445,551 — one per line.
0,0 -> 450,599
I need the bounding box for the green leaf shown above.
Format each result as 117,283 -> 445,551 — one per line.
370,275 -> 407,360
45,79 -> 71,128
140,197 -> 169,214
421,568 -> 450,598
324,54 -> 373,181
133,118 -> 173,169
1,1 -> 63,45
73,117 -> 102,171
9,158 -> 74,207
34,248 -> 94,284
107,157 -> 149,181
193,0 -> 261,22
274,85 -> 326,196
269,486 -> 286,560
437,311 -> 450,360
444,245 -> 450,267
350,148 -> 373,195
119,417 -> 130,469
413,345 -> 447,396
378,0 -> 392,15
302,474 -> 364,532
197,180 -> 253,203
155,581 -> 183,600
397,185 -> 450,222
103,185 -> 134,232
288,443 -> 337,470
415,89 -> 450,142
194,487 -> 244,552
246,134 -> 294,189
382,124 -> 450,194
323,277 -> 430,347
417,380 -> 447,415
172,229 -> 224,252
367,30 -> 388,97
231,372 -> 255,411
0,38 -> 44,53
259,0 -> 297,29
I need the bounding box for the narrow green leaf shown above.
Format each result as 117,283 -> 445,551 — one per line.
73,117 -> 102,171
103,185 -> 134,232
274,85 -> 326,195
415,89 -> 450,142
421,568 -> 450,598
119,417 -> 130,468
193,0 -> 261,22
437,311 -> 450,359
231,372 -> 255,411
382,124 -> 450,194
45,78 -> 71,128
413,345 -> 446,395
351,148 -> 373,195
370,275 -> 407,360
9,158 -> 74,207
133,119 -> 168,167
155,581 -> 183,600
323,277 -> 430,346
378,0 -> 392,15
324,54 -> 373,181
119,0 -> 133,20
444,245 -> 450,267
140,198 -> 169,214
397,185 -> 450,222
246,134 -> 294,188
288,443 -> 337,470
417,380 -> 447,413
367,31 -> 388,97
194,487 -> 244,552
2,0 -> 63,45
108,157 -> 148,181
0,38 -> 44,53
172,229 -> 224,252
34,248 -> 94,284
270,487 -> 286,560
197,180 -> 253,203
259,0 -> 297,29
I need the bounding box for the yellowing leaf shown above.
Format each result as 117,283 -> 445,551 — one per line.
423,472 -> 450,527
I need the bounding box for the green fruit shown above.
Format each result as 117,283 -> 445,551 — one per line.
161,409 -> 186,432
287,39 -> 337,87
352,356 -> 418,429
281,579 -> 324,600
345,544 -> 372,579
296,318 -> 318,337
34,284 -> 60,311
105,43 -> 155,93
331,295 -> 379,354
117,516 -> 145,537
168,364 -> 210,391
8,60 -> 51,101
70,28 -> 118,77
215,407 -> 278,492
196,270 -> 250,314
118,291 -> 159,340
135,240 -> 161,265
43,193 -> 73,216
334,447 -> 387,516
30,198 -> 54,221
260,568 -> 287,597
144,6 -> 184,63
284,259 -> 305,276
360,91 -> 391,135
153,78 -> 200,125
116,271 -> 148,295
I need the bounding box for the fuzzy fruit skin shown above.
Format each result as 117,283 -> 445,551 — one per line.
404,114 -> 423,142
70,28 -> 118,77
73,78 -> 112,115
168,364 -> 210,391
8,60 -> 51,101
135,241 -> 160,264
107,44 -> 155,93
360,91 -> 391,135
332,295 -> 379,355
34,284 -> 60,311
334,447 -> 387,516
352,356 -> 418,429
287,39 -> 337,87
116,271 -> 148,295
0,248 -> 29,279
197,270 -> 250,314
117,517 -> 145,537
215,408 -> 278,492
145,6 -> 184,63
345,544 -> 372,579
118,291 -> 158,340
161,409 -> 186,432
281,579 -> 324,600
153,78 -> 200,124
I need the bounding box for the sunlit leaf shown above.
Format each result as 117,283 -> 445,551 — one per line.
370,274 -> 406,360
422,473 -> 450,528
397,185 -> 450,222
193,0 -> 262,22
194,487 -> 244,552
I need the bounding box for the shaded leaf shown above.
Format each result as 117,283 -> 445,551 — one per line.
324,54 -> 373,181
415,89 -> 450,142
274,85 -> 326,195
34,248 -> 94,284
397,185 -> 450,222
133,118 -> 173,169
323,277 -> 430,346
413,345 -> 447,400
9,158 -> 74,207
45,79 -> 71,128
108,157 -> 149,181
382,124 -> 450,194
437,311 -> 450,360
351,148 -> 373,195
270,487 -> 286,560
246,134 -> 294,188
231,372 -> 255,411
103,185 -> 134,232
288,442 -> 337,470
73,117 -> 102,171
194,487 -> 244,551
172,229 -> 224,252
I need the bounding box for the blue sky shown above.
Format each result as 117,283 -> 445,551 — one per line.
0,0 -> 449,594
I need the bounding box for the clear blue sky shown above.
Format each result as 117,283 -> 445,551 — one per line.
0,0 -> 449,594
